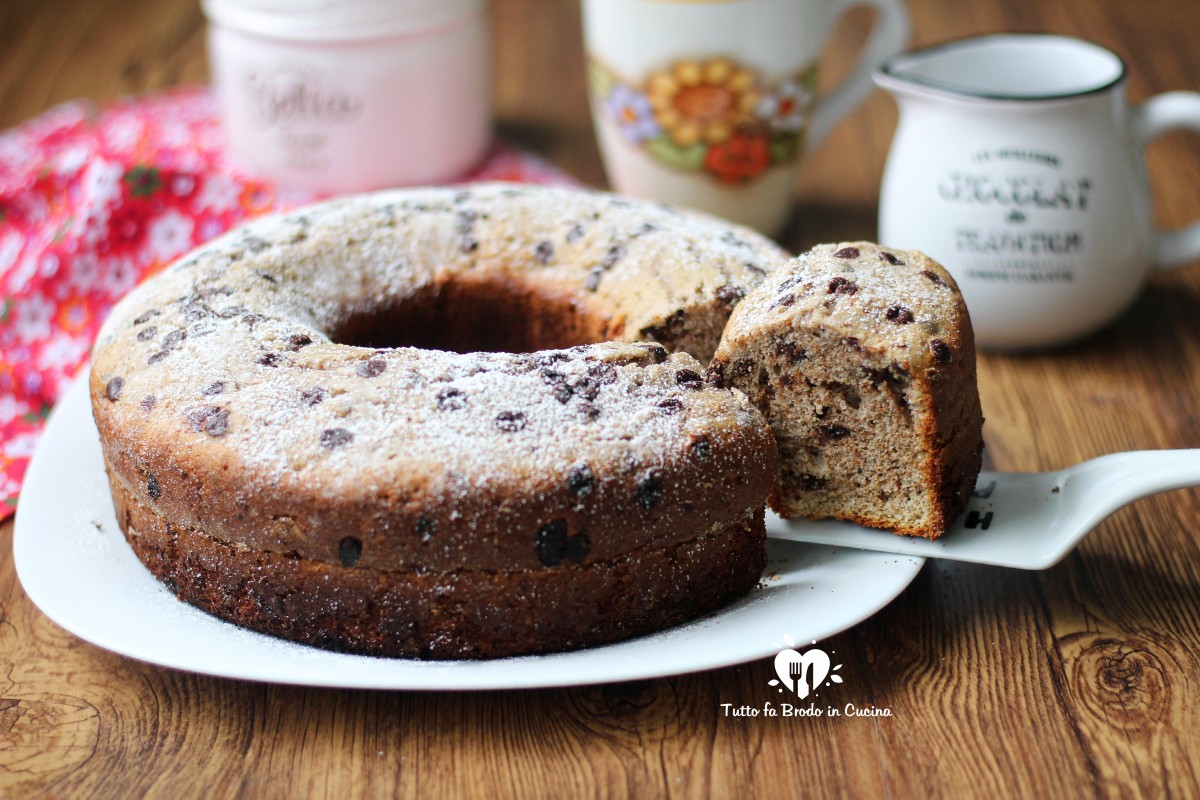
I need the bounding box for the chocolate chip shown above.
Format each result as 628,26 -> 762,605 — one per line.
770,293 -> 795,310
535,519 -> 590,567
715,285 -> 744,307
675,369 -> 703,389
301,386 -> 329,407
721,230 -> 749,248
179,296 -> 211,322
258,272 -> 278,284
416,517 -> 437,543
706,362 -> 726,389
566,223 -> 586,243
257,352 -> 280,367
774,341 -> 806,363
639,309 -> 687,345
162,329 -> 186,350
287,333 -> 313,351
460,237 -> 479,254
320,428 -> 354,448
133,310 -> 159,325
821,424 -> 851,441
930,339 -> 953,364
643,343 -> 669,363
356,357 -> 386,378
886,305 -> 914,324
797,473 -> 828,491
827,277 -> 858,295
732,358 -> 754,378
206,410 -> 230,436
575,377 -> 602,401
186,406 -> 229,437
436,387 -> 466,411
241,313 -> 265,327
201,381 -> 225,396
217,305 -> 246,319
585,268 -> 603,292
141,395 -> 156,412
635,470 -> 663,511
190,323 -> 217,338
689,435 -> 711,462
105,377 -> 124,401
921,270 -> 949,288
833,246 -> 860,259
657,397 -> 683,415
566,463 -> 595,499
338,537 -> 362,567
136,326 -> 158,342
879,251 -> 904,266
534,240 -> 554,264
600,244 -> 626,269
578,401 -> 600,420
588,362 -> 618,385
552,383 -> 573,403
537,352 -> 570,368
495,410 -> 527,432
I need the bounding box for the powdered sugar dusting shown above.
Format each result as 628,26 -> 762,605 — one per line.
724,241 -> 967,367
90,183 -> 781,573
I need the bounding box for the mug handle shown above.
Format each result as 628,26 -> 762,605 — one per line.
1134,91 -> 1200,268
807,0 -> 911,149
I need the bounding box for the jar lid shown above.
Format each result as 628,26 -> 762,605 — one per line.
202,0 -> 485,42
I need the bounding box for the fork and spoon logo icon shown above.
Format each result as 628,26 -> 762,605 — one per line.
768,635 -> 843,699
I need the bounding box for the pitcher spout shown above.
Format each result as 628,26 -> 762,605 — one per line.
873,34 -> 1126,105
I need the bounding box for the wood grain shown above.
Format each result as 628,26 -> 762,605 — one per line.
3,0 -> 1200,797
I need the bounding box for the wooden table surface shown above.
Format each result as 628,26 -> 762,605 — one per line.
3,0 -> 1200,797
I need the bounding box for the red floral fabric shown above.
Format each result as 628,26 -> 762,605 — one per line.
0,86 -> 578,519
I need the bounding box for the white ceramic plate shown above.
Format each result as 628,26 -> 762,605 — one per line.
13,373 -> 924,690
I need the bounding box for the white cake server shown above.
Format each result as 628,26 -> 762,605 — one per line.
766,449 -> 1200,569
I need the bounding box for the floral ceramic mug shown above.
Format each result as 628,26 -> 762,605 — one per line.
583,0 -> 910,235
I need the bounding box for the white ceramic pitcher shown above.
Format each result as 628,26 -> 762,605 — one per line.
875,34 -> 1200,350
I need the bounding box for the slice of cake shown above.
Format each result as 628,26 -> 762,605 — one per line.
709,242 -> 984,539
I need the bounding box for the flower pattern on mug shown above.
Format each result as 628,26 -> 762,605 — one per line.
704,131 -> 772,183
606,84 -> 662,144
592,57 -> 818,183
756,80 -> 814,133
646,58 -> 758,147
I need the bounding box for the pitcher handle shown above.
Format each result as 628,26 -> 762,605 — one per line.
807,0 -> 911,150
1134,91 -> 1200,268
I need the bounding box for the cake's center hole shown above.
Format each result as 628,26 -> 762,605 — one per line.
328,274 -> 619,354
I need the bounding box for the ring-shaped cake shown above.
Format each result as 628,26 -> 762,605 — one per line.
89,183 -> 789,659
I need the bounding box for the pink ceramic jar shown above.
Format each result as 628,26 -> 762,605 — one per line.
203,0 -> 491,193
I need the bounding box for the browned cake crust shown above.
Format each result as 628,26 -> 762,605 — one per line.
89,184 -> 785,659
711,242 -> 984,539
111,477 -> 767,660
